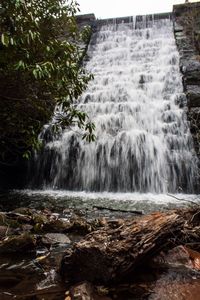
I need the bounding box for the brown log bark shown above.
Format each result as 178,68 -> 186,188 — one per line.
60,209 -> 200,284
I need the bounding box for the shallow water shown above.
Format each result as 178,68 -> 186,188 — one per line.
1,190 -> 199,216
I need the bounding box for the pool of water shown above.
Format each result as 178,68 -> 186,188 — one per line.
0,190 -> 199,216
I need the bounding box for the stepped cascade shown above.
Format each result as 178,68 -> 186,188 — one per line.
31,16 -> 198,193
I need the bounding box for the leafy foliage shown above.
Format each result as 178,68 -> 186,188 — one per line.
0,0 -> 95,163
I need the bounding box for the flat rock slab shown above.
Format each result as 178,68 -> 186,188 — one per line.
42,233 -> 71,245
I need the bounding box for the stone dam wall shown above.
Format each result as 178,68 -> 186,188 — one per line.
173,2 -> 200,158
77,4 -> 200,161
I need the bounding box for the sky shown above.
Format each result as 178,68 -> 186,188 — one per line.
77,0 -> 193,19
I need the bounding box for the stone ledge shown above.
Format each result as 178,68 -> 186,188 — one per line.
96,12 -> 172,27
173,2 -> 200,16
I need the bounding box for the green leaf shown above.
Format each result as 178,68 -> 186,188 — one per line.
33,69 -> 38,79
1,33 -> 9,47
23,150 -> 31,159
0,0 -> 95,162
15,60 -> 25,70
10,37 -> 14,45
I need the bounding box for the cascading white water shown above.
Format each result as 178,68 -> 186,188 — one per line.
32,16 -> 198,193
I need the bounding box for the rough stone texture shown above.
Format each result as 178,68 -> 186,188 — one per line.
0,233 -> 36,253
76,14 -> 96,28
69,282 -> 112,300
152,245 -> 200,271
42,233 -> 71,245
60,210 -> 199,285
188,107 -> 200,152
173,2 -> 200,157
186,85 -> 200,108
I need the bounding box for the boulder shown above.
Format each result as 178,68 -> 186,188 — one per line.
0,233 -> 36,253
42,219 -> 71,233
42,233 -> 71,246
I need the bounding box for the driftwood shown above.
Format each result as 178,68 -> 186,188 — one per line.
93,205 -> 143,215
60,209 -> 200,284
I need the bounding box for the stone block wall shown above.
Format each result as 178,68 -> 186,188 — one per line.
76,9 -> 200,160
173,2 -> 200,157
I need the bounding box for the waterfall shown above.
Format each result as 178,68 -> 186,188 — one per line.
31,16 -> 198,193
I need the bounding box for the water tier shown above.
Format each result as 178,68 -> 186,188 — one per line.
31,17 -> 198,193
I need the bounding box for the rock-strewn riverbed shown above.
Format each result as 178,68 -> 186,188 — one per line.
0,198 -> 200,299
0,206 -> 106,299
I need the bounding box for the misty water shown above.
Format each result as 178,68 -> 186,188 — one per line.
25,16 -> 199,211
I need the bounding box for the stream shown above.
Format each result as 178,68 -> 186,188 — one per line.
0,190 -> 200,299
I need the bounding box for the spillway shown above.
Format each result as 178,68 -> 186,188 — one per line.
31,16 -> 198,193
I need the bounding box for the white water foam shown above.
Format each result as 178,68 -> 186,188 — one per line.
20,189 -> 199,206
31,17 -> 198,193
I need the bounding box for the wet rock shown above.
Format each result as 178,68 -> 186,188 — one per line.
165,246 -> 191,267
6,212 -> 31,223
68,216 -> 94,234
187,85 -> 200,107
173,3 -> 200,159
188,107 -> 200,155
174,22 -> 183,33
184,70 -> 200,85
0,256 -> 45,299
43,219 -> 71,233
43,215 -> 95,235
150,274 -> 200,300
152,245 -> 200,272
0,233 -> 36,253
0,213 -> 20,229
32,212 -> 48,225
0,212 -> 8,226
12,207 -> 34,215
21,224 -> 33,232
153,245 -> 192,270
70,282 -> 94,300
0,209 -> 97,238
183,246 -> 200,270
32,212 -> 51,233
70,282 -> 112,300
42,233 -> 71,246
0,226 -> 16,240
0,226 -> 8,239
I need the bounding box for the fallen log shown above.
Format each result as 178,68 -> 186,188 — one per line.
60,209 -> 200,284
93,205 -> 143,215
